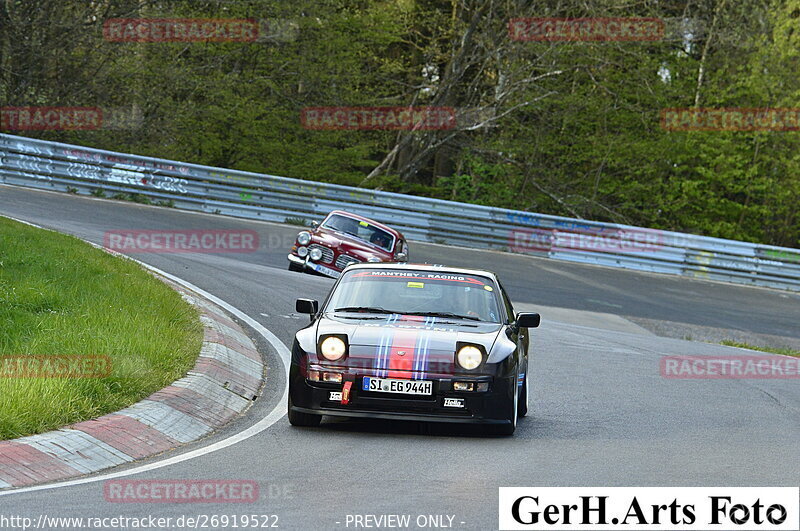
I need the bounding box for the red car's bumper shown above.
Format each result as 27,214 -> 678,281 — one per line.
288,253 -> 342,278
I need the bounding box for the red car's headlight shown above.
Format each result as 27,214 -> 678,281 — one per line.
297,231 -> 312,246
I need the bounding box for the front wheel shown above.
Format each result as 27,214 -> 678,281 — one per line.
288,261 -> 304,272
494,379 -> 518,436
287,395 -> 321,427
518,371 -> 528,418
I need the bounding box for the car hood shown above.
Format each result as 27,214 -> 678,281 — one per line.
315,314 -> 504,377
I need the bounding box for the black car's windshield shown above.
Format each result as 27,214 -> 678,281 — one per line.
326,269 -> 502,323
322,214 -> 394,251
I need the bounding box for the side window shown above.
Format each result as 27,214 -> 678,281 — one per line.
499,283 -> 516,324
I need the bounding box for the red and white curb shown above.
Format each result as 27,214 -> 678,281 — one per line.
0,283 -> 264,490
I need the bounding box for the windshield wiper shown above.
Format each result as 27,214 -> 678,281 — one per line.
332,229 -> 360,239
334,306 -> 398,314
330,229 -> 386,248
333,308 -> 483,321
407,311 -> 482,321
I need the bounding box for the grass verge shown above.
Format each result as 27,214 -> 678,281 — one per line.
720,340 -> 800,358
0,217 -> 202,440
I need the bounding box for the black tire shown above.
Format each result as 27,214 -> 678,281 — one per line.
288,261 -> 304,272
518,372 -> 528,418
287,395 -> 321,427
494,379 -> 518,436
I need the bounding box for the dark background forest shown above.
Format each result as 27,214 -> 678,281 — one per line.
1,0 -> 799,247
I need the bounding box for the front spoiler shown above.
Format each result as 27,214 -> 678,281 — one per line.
289,373 -> 516,425
289,405 -> 511,425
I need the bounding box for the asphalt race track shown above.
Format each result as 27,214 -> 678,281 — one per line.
1,184 -> 799,529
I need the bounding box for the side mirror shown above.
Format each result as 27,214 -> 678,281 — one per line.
296,298 -> 319,315
395,252 -> 408,262
310,220 -> 319,228
516,312 -> 540,329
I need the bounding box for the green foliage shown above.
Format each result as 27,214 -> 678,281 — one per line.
284,216 -> 310,226
720,340 -> 800,358
110,192 -> 153,205
1,0 -> 798,247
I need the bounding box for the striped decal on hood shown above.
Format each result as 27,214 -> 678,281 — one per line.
374,315 -> 437,379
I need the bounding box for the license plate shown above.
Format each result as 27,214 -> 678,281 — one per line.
362,377 -> 433,395
310,263 -> 340,278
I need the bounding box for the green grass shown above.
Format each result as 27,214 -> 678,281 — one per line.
0,218 -> 202,439
284,216 -> 310,226
720,340 -> 800,358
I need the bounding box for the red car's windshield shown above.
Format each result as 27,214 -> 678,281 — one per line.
322,214 -> 394,251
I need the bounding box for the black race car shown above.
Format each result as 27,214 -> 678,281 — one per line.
288,263 -> 540,435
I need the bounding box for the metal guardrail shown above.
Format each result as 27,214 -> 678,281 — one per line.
2,133 -> 799,291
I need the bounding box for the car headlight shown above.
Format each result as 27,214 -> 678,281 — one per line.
319,336 -> 347,361
456,345 -> 483,370
297,231 -> 311,246
367,257 -> 381,263
309,247 -> 323,261
297,246 -> 308,258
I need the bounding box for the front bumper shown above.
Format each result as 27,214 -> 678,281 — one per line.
289,365 -> 516,425
287,253 -> 341,278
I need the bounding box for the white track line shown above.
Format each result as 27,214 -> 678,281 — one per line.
0,216 -> 291,497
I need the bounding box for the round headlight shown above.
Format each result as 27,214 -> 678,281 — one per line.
367,257 -> 381,263
320,336 -> 347,361
297,231 -> 312,246
456,345 -> 483,370
297,246 -> 308,258
309,247 -> 323,261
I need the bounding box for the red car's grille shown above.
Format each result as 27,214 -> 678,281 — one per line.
309,244 -> 334,263
335,254 -> 361,269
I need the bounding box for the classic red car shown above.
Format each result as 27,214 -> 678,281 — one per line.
288,210 -> 408,278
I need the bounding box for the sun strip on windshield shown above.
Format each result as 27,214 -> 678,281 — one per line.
352,271 -> 487,286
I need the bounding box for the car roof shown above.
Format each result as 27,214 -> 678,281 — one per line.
324,210 -> 404,239
344,262 -> 500,282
